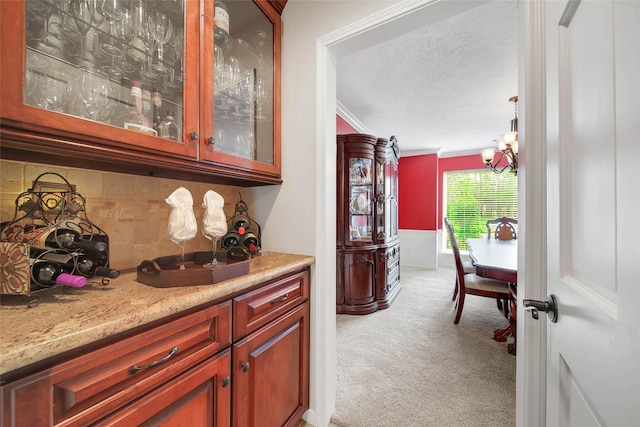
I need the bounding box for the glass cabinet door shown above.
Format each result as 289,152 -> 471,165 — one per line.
20,0 -> 193,154
203,0 -> 279,171
385,156 -> 399,240
348,157 -> 373,242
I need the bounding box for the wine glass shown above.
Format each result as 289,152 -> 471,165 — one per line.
53,0 -> 80,38
127,0 -> 149,63
76,68 -> 111,121
202,227 -> 226,267
103,6 -> 134,76
70,0 -> 95,67
214,44 -> 225,88
42,70 -> 72,113
148,10 -> 173,76
168,222 -> 196,270
255,78 -> 267,119
202,191 -> 228,268
170,29 -> 184,84
99,0 -> 122,56
252,30 -> 267,70
166,188 -> 197,270
226,55 -> 240,85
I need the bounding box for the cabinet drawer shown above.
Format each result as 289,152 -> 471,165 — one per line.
233,270 -> 310,341
94,349 -> 231,427
2,301 -> 231,427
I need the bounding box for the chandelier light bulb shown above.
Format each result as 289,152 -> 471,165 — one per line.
481,148 -> 496,163
501,131 -> 517,146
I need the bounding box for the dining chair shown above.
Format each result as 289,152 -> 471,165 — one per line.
444,218 -> 475,302
485,217 -> 518,240
445,218 -> 510,324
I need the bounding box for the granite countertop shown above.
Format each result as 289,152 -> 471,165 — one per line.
0,251 -> 315,377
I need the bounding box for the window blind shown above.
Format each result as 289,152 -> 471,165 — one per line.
444,171 -> 518,251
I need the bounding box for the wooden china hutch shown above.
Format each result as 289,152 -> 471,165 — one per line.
336,134 -> 401,314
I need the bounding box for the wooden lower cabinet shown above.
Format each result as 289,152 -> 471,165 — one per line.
95,350 -> 232,427
232,270 -> 310,427
336,243 -> 400,314
336,249 -> 377,314
1,269 -> 310,427
233,303 -> 309,427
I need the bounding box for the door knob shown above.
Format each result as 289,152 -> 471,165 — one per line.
523,295 -> 558,323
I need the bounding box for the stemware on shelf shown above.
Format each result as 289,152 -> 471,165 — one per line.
99,0 -> 122,56
24,68 -> 47,108
42,70 -> 73,113
170,29 -> 184,84
70,0 -> 95,67
76,68 -> 111,121
202,191 -> 228,268
53,0 -> 80,38
252,30 -> 267,70
28,0 -> 67,57
255,78 -> 267,119
214,44 -> 225,88
104,5 -> 135,76
128,0 -> 149,64
148,10 -> 173,76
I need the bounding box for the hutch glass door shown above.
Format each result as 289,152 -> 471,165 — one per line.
212,0 -> 274,163
24,0 -> 186,142
348,157 -> 373,242
385,156 -> 399,240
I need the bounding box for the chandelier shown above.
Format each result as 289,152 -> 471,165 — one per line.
481,96 -> 518,174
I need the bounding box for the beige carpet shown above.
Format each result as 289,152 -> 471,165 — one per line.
331,266 -> 516,427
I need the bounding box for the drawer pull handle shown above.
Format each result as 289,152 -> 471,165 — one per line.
128,346 -> 179,375
270,292 -> 289,305
242,362 -> 250,373
222,376 -> 231,387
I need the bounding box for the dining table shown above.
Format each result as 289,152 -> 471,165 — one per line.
466,238 -> 518,355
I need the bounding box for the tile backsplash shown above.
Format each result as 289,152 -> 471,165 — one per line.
0,159 -> 249,271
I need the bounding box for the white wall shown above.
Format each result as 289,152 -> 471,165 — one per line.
247,2 -> 399,425
398,229 -> 439,269
248,1 -> 492,425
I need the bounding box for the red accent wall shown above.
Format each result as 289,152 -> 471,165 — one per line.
398,153 -> 487,231
337,115 -> 358,134
398,154 -> 438,230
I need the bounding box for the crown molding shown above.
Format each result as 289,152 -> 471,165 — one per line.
336,100 -> 372,135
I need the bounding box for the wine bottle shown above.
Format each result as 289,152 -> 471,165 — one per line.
31,227 -> 107,253
214,1 -> 230,49
152,87 -> 162,133
30,260 -> 87,288
158,110 -> 179,141
30,247 -> 119,278
234,219 -> 250,236
222,230 -> 241,250
242,230 -> 259,254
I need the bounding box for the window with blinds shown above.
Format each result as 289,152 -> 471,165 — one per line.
444,170 -> 518,251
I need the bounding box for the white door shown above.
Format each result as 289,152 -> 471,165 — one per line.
544,0 -> 640,425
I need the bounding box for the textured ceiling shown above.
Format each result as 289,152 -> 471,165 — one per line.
336,0 -> 519,156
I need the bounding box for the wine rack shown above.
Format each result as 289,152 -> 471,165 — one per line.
220,197 -> 261,257
0,172 -> 113,306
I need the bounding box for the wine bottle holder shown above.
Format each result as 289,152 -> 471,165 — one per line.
0,172 -> 112,306
220,196 -> 262,257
